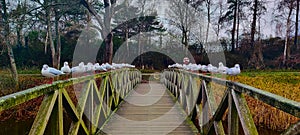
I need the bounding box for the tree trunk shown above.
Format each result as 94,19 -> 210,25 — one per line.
126,27 -> 129,58
296,0 -> 299,50
217,0 -> 223,39
125,0 -> 129,59
55,4 -> 61,69
138,30 -> 141,67
104,0 -> 114,64
248,0 -> 264,69
45,32 -> 48,54
81,0 -> 115,64
283,7 -> 293,68
46,2 -> 57,68
250,0 -> 257,48
2,0 -> 19,85
205,0 -> 210,43
236,1 -> 240,50
231,0 -> 237,52
16,26 -> 22,48
182,30 -> 188,55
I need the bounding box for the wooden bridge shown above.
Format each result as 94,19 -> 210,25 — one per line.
0,68 -> 299,135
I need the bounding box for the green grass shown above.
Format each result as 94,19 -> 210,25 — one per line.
0,67 -> 40,75
238,71 -> 300,85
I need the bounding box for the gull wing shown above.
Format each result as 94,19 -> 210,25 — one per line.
49,68 -> 64,75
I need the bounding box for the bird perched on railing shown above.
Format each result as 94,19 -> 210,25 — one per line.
61,62 -> 71,74
187,63 -> 201,71
94,63 -> 107,71
85,62 -> 94,72
207,64 -> 218,73
226,64 -> 241,76
41,64 -> 64,84
168,63 -> 183,69
125,63 -> 135,68
102,63 -> 115,70
200,65 -> 208,72
218,62 -> 228,74
71,62 -> 85,74
167,62 -> 241,77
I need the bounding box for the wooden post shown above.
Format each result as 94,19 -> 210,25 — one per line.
228,89 -> 239,135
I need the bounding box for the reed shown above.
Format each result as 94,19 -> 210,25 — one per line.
227,72 -> 300,131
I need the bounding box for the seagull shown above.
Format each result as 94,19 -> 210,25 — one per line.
85,62 -> 94,72
125,63 -> 135,68
218,62 -> 228,74
226,64 -> 241,76
41,64 -> 64,84
71,62 -> 85,74
188,63 -> 201,71
207,64 -> 218,73
61,62 -> 71,73
112,63 -> 121,69
200,65 -> 208,72
94,63 -> 107,71
102,63 -> 115,70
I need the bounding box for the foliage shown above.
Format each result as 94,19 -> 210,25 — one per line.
227,72 -> 300,131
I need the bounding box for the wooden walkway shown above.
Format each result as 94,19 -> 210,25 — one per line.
101,81 -> 198,135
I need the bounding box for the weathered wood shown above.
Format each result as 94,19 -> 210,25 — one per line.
214,89 -> 229,121
205,90 -> 229,134
29,91 -> 58,135
68,81 -> 91,135
171,70 -> 300,118
231,90 -> 258,135
62,89 -> 80,122
202,80 -> 225,135
228,89 -> 239,135
0,69 -> 141,135
58,89 -> 64,135
202,81 -> 210,135
100,82 -> 198,134
0,69 -> 130,112
164,69 -> 300,118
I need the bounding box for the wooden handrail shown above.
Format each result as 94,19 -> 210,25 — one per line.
162,69 -> 300,135
0,68 -> 141,135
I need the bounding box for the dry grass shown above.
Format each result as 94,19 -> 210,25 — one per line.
227,72 -> 300,131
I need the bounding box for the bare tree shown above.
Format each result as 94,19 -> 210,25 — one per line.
219,0 -> 238,52
295,0 -> 299,50
167,0 -> 199,55
1,0 -> 19,85
248,0 -> 266,69
277,0 -> 296,67
80,0 -> 116,63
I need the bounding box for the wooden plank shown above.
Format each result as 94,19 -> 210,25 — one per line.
100,82 -> 198,135
58,89 -> 64,135
171,69 -> 300,118
29,91 -> 58,135
228,89 -> 239,135
62,90 -> 79,122
231,90 -> 258,135
202,80 -> 225,135
68,81 -> 91,135
205,89 -> 229,135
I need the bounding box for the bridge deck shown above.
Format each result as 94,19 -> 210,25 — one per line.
100,82 -> 198,135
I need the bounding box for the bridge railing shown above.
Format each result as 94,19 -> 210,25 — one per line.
162,69 -> 300,135
0,68 -> 141,135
